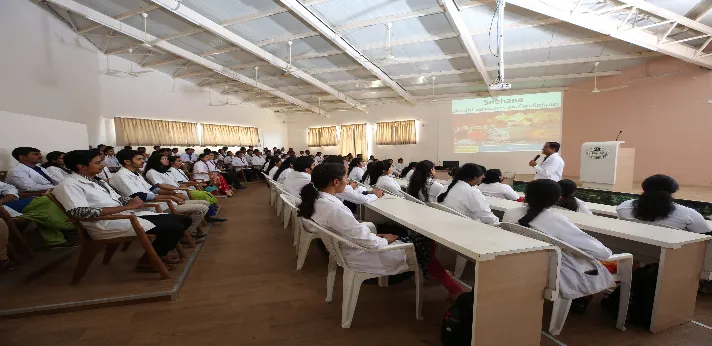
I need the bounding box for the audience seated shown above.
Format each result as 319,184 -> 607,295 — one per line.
392,158 -> 405,177
402,162 -> 417,182
180,148 -> 199,163
111,149 -> 210,242
437,164 -> 499,225
0,218 -> 18,271
406,160 -> 444,202
103,146 -> 121,173
53,150 -> 191,272
273,157 -> 295,185
284,156 -> 315,197
478,169 -> 519,201
42,151 -> 73,182
313,152 -> 323,165
347,158 -> 365,182
195,153 -> 239,195
370,161 -> 404,197
617,175 -> 712,234
503,179 -> 614,312
322,156 -> 383,206
265,157 -> 281,179
557,179 -> 592,214
6,147 -> 61,192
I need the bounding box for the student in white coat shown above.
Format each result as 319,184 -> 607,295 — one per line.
313,152 -> 324,165
165,156 -> 205,191
6,147 -> 60,192
347,158 -> 366,182
251,151 -> 266,169
406,160 -> 445,202
42,151 -> 73,182
112,150 -> 210,241
402,162 -> 417,182
392,158 -> 405,177
617,175 -> 712,234
265,157 -> 281,179
54,150 -> 191,271
368,161 -> 404,197
298,163 -> 464,298
103,146 -> 121,173
477,169 -> 520,201
438,164 -> 499,225
322,156 -> 383,205
283,156 -> 315,197
529,142 -> 564,181
503,179 -> 614,311
556,179 -> 592,214
273,157 -> 295,185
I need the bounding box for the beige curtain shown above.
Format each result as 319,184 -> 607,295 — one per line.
201,124 -> 259,146
338,124 -> 355,156
353,123 -> 368,156
115,117 -> 199,146
307,126 -> 338,147
376,120 -> 416,145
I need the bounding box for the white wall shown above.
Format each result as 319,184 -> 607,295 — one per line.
0,0 -> 287,169
287,102 -> 539,174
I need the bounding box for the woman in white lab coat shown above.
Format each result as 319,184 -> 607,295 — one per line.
273,156 -> 294,185
298,163 -> 463,298
369,161 -> 404,197
557,179 -> 592,214
477,169 -> 520,201
437,164 -> 499,225
42,151 -> 73,182
347,158 -> 366,182
283,156 -> 314,197
266,157 -> 281,179
401,162 -> 417,182
617,175 -> 712,234
406,160 -> 444,202
502,179 -> 614,310
54,150 -> 191,272
165,156 -> 204,191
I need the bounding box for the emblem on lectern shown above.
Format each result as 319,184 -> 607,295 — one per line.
586,147 -> 609,159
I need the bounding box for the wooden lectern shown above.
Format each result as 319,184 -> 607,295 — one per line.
580,141 -> 635,191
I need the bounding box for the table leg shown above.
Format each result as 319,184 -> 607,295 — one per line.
471,250 -> 549,346
650,241 -> 706,332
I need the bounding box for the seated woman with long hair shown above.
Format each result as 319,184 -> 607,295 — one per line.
557,179 -> 592,214
401,162 -> 417,181
437,164 -> 499,225
298,163 -> 464,299
369,161 -> 404,197
42,151 -> 73,181
503,179 -> 614,311
477,169 -> 519,201
361,161 -> 377,185
194,153 -> 234,196
165,156 -> 205,190
273,156 -> 295,184
406,160 -> 444,202
617,175 -> 712,234
266,157 -> 281,179
347,158 -> 365,182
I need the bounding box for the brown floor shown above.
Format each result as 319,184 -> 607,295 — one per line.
1,185 -> 711,345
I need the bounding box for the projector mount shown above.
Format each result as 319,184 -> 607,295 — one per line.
489,0 -> 511,91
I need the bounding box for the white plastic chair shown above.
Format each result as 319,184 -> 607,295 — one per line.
280,193 -> 303,249
499,222 -> 633,336
302,218 -> 423,328
273,183 -> 287,217
266,178 -> 278,208
425,202 -> 472,280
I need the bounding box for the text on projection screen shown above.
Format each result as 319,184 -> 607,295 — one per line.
451,91 -> 562,153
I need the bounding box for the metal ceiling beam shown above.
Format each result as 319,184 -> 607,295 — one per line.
149,0 -> 367,112
440,0 -> 492,93
45,0 -> 326,116
404,71 -> 621,90
278,0 -> 414,105
77,5 -> 159,35
506,0 -> 712,69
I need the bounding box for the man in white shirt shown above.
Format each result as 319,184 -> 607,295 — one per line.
529,141 -> 564,181
6,147 -> 61,192
392,158 -> 405,177
103,146 -> 121,173
251,150 -> 266,169
230,151 -> 255,182
284,156 -> 315,197
313,152 -> 323,165
180,148 -> 198,163
171,148 -> 180,157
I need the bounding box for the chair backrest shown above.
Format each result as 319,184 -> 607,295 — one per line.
401,191 -> 426,205
499,222 -> 598,262
280,193 -> 301,209
425,202 -> 469,219
302,218 -> 370,272
45,190 -> 92,244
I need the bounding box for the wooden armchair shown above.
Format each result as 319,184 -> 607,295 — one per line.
18,190 -> 50,199
46,192 -> 172,285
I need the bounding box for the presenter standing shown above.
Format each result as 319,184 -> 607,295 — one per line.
529,142 -> 564,181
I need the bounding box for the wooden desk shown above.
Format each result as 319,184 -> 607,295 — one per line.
484,195 -> 711,332
365,196 -> 553,345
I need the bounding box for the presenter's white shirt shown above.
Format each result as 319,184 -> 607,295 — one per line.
284,171 -> 311,197
440,180 -> 499,225
616,200 -> 712,234
477,182 -> 519,201
309,192 -> 408,275
348,166 -> 365,182
503,207 -> 614,299
533,152 -> 564,181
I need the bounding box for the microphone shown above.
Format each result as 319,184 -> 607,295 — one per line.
615,130 -> 623,141
533,154 -> 540,161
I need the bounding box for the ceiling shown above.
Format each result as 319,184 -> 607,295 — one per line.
36,0 -> 712,114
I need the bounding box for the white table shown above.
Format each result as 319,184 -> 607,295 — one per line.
364,196 -> 554,345
484,195 -> 712,332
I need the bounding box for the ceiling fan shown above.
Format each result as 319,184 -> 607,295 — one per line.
139,13 -> 164,54
208,86 -> 243,106
104,55 -> 126,77
374,22 -> 411,63
126,48 -> 153,77
279,41 -> 298,78
570,62 -> 628,93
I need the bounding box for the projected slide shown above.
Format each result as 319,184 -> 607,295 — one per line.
452,92 -> 562,153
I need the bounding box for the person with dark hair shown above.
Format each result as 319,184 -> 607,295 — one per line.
361,161 -> 377,184
123,145 -> 133,150
347,158 -> 365,182
6,147 -> 60,192
406,160 -> 444,202
299,163 -> 464,299
313,152 -> 323,165
137,147 -> 147,154
529,141 -> 564,181
437,163 -> 498,225
266,157 -> 282,179
368,155 -> 377,163
402,162 -> 418,181
55,150 -> 192,272
97,144 -> 106,153
392,158 -> 405,177
478,169 -> 519,201
153,145 -> 161,152
617,175 -> 712,234
503,179 -> 613,307
557,179 -> 592,214
284,156 -> 315,196
273,157 -> 295,184
370,161 -> 403,197
42,151 -> 72,181
171,148 -> 179,157
195,153 -> 239,194
180,148 -> 198,163
323,155 -> 383,205
251,150 -> 266,170
102,146 -> 121,173
216,148 -> 227,163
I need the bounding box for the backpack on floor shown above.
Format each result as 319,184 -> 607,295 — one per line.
440,291 -> 474,346
601,263 -> 658,329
